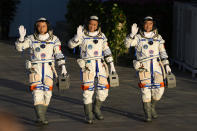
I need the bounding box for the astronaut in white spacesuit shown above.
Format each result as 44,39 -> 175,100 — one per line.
68,16 -> 116,124
125,16 -> 171,122
15,18 -> 67,125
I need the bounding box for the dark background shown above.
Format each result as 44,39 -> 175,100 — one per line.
0,0 -> 192,64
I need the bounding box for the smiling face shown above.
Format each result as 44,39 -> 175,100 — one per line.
37,22 -> 48,34
88,20 -> 98,32
144,20 -> 153,32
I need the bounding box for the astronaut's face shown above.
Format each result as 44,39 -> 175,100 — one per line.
88,20 -> 98,32
144,20 -> 153,32
37,22 -> 48,35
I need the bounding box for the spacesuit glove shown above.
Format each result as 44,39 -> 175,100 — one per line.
130,23 -> 138,38
61,65 -> 67,76
18,25 -> 26,41
165,65 -> 171,74
110,62 -> 116,74
74,25 -> 83,41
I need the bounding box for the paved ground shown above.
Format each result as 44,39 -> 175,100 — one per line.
0,41 -> 197,131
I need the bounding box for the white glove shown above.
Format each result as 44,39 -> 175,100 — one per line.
133,60 -> 140,70
18,25 -> 26,41
61,65 -> 67,76
74,25 -> 84,41
110,62 -> 116,74
165,65 -> 171,74
77,59 -> 86,72
130,23 -> 138,38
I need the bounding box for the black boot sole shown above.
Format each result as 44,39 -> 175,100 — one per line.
144,119 -> 152,122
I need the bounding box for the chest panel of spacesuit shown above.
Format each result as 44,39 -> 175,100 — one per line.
81,37 -> 104,58
31,41 -> 54,61
136,38 -> 160,60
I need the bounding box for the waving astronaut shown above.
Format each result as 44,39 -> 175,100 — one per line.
68,16 -> 116,124
124,16 -> 172,122
15,18 -> 67,125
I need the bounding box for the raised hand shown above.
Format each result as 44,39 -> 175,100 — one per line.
130,23 -> 138,38
18,25 -> 26,41
77,25 -> 84,38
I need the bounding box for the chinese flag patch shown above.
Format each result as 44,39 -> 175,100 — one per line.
59,45 -> 61,50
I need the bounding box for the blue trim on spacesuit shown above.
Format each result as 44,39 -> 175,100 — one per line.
99,75 -> 107,78
96,60 -> 99,77
97,85 -> 107,90
148,38 -> 153,42
155,71 -> 162,75
73,43 -> 79,54
32,41 -> 55,44
30,81 -> 41,84
134,48 -> 137,57
34,86 -> 44,90
33,84 -> 51,91
88,85 -> 95,91
140,39 -> 146,41
41,63 -> 45,84
43,85 -> 50,91
83,81 -> 94,84
155,39 -> 161,42
32,41 -> 39,43
84,37 -> 104,40
73,48 -> 76,54
46,75 -> 53,80
147,86 -> 161,89
144,84 -> 161,88
150,59 -> 154,88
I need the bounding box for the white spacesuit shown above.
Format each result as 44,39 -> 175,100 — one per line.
68,16 -> 116,124
125,16 -> 171,122
15,18 -> 67,125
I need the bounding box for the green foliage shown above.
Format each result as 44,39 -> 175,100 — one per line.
102,3 -> 127,63
65,0 -> 128,63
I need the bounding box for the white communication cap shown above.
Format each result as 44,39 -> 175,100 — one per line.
37,17 -> 47,21
144,16 -> 153,21
90,16 -> 99,20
